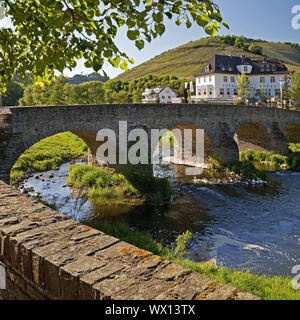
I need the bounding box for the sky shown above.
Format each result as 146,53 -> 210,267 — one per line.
1,0 -> 299,79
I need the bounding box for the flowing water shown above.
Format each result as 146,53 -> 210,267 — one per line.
20,161 -> 300,277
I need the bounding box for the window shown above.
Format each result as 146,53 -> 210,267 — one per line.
227,88 -> 231,96
168,96 -> 171,99
209,76 -> 212,82
224,76 -> 228,83
244,66 -> 248,72
220,88 -> 224,95
233,89 -> 238,96
203,89 -> 207,95
270,76 -> 275,83
260,67 -> 265,72
231,76 -> 235,83
275,89 -> 280,96
162,96 -> 165,99
198,90 -> 201,96
260,77 -> 265,83
209,90 -> 213,95
267,89 -> 271,96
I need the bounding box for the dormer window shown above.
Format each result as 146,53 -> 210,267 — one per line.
228,66 -> 233,71
260,67 -> 265,72
205,65 -> 210,72
221,66 -> 225,71
244,66 -> 248,72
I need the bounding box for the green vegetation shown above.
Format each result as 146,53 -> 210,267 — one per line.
234,99 -> 246,106
19,75 -> 185,106
86,220 -> 300,300
237,72 -> 251,101
0,0 -> 224,93
208,157 -> 267,180
240,149 -> 300,170
2,82 -> 24,106
10,132 -> 87,184
68,164 -> 172,205
116,36 -> 300,81
290,73 -> 300,102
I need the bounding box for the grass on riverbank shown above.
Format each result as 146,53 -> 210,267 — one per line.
10,132 -> 87,184
208,157 -> 267,180
68,164 -> 172,205
86,220 -> 300,300
240,149 -> 300,170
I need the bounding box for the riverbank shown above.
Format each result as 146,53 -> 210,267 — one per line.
85,220 -> 300,300
10,132 -> 87,184
67,163 -> 173,206
240,146 -> 300,171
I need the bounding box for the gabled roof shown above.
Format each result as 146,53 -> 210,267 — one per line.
158,86 -> 177,94
195,54 -> 288,76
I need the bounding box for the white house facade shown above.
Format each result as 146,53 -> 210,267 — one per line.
193,54 -> 289,102
142,86 -> 178,104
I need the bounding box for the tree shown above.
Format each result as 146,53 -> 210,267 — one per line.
248,44 -> 263,55
237,72 -> 252,100
0,1 -> 226,93
2,82 -> 23,106
290,73 -> 300,103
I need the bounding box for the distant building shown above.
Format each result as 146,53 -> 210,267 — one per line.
142,86 -> 178,103
192,54 -> 290,102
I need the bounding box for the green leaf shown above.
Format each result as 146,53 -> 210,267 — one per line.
205,22 -> 219,36
165,12 -> 172,19
185,19 -> 192,28
127,30 -> 140,40
154,23 -> 165,36
222,21 -> 230,29
120,60 -> 128,71
175,19 -> 182,26
196,14 -> 210,27
135,39 -> 145,50
153,12 -> 163,23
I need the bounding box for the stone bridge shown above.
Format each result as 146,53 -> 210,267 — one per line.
0,103 -> 300,300
1,104 -> 300,183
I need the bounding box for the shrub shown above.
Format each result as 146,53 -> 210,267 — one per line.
234,99 -> 245,106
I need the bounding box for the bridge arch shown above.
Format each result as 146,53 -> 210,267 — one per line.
234,121 -> 289,155
283,123 -> 300,144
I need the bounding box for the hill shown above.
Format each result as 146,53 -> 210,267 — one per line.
116,37 -> 300,81
68,72 -> 109,84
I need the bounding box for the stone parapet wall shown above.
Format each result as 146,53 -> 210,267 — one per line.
0,181 -> 260,300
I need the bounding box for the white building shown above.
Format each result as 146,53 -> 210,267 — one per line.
142,86 -> 178,104
193,54 -> 290,102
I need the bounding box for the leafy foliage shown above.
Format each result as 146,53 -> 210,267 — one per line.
237,72 -> 252,100
2,82 -> 24,106
0,0 -> 226,92
290,73 -> 300,102
19,74 -> 185,105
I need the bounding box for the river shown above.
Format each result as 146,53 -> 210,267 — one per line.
20,161 -> 300,277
